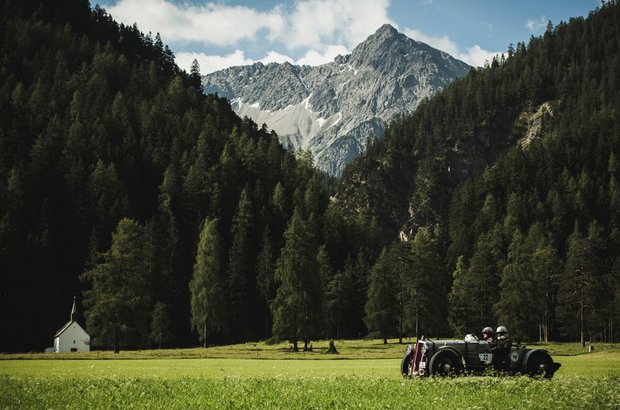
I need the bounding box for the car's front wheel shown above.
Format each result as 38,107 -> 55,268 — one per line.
401,350 -> 414,378
429,350 -> 463,376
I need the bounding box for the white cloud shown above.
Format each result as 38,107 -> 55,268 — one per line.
103,0 -> 392,51
286,0 -> 394,50
403,27 -> 500,67
105,0 -> 500,70
180,45 -> 349,74
104,0 -> 285,46
403,28 -> 459,56
176,50 -> 253,74
107,0 -> 373,72
526,15 -> 548,32
459,45 -> 500,67
296,45 -> 350,66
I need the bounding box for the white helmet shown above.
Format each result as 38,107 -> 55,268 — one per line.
496,326 -> 508,334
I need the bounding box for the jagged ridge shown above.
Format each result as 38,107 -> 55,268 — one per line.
203,24 -> 471,175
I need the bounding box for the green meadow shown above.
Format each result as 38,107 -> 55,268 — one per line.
1,340 -> 619,409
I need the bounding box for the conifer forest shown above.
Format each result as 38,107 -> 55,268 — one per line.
1,0 -> 619,351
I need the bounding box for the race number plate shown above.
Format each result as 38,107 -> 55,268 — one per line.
478,352 -> 493,364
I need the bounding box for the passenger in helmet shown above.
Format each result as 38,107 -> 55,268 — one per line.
481,326 -> 495,345
491,326 -> 512,370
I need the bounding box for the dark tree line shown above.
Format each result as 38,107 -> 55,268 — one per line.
336,1 -> 620,343
2,0 -> 619,352
0,0 -> 335,350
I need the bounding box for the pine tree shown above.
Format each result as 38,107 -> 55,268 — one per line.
324,257 -> 355,339
256,226 -> 275,338
529,225 -> 562,342
227,187 -> 254,340
405,228 -> 447,339
560,223 -> 599,347
448,226 -> 504,334
81,218 -> 150,353
495,229 -> 535,340
448,255 -> 473,334
88,160 -> 130,247
271,181 -> 289,246
189,217 -> 226,347
393,241 -> 409,343
150,302 -> 172,349
271,208 -> 321,351
316,244 -> 333,339
608,258 -> 620,343
189,58 -> 201,91
364,247 -> 397,343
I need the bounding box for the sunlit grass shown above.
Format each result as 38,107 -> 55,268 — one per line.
1,352 -> 619,380
3,338 -> 617,360
0,339 -> 411,360
0,358 -> 400,380
1,340 -> 619,409
1,374 -> 618,409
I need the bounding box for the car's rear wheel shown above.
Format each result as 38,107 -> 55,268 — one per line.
526,350 -> 554,379
401,350 -> 414,377
429,350 -> 463,376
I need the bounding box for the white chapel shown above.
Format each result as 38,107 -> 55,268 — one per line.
52,297 -> 90,353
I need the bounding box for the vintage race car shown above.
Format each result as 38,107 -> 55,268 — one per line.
401,335 -> 561,379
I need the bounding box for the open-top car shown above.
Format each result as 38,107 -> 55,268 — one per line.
401,335 -> 561,379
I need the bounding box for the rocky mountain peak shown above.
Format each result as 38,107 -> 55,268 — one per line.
349,24 -> 409,67
372,23 -> 400,40
202,25 -> 471,175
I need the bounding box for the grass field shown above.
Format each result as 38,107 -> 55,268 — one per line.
1,340 -> 619,409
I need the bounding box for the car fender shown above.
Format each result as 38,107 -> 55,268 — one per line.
522,348 -> 561,378
436,346 -> 465,365
521,348 -> 547,370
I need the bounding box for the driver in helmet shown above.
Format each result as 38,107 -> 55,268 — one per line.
481,326 -> 495,345
491,326 -> 512,370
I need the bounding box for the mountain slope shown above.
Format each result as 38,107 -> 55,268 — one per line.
330,2 -> 620,340
203,24 -> 470,175
0,0 -> 330,350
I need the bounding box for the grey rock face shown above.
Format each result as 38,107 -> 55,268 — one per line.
203,24 -> 470,175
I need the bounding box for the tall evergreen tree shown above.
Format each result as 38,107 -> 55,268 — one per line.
150,301 -> 172,349
559,223 -> 600,347
404,228 -> 448,339
227,187 -> 254,340
448,226 -> 504,334
324,256 -> 356,339
256,226 -> 276,338
88,160 -> 130,247
316,244 -> 333,339
529,225 -> 563,341
364,246 -> 398,343
189,58 -> 201,91
271,208 -> 321,351
495,229 -> 536,340
81,218 -> 150,352
189,217 -> 226,347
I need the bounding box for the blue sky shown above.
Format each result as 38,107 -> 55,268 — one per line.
95,0 -> 601,73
